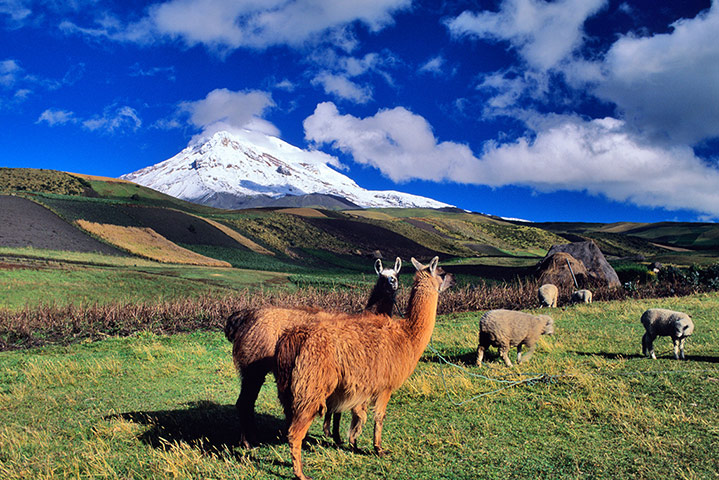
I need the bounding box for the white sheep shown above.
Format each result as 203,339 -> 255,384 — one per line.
538,284 -> 558,308
476,309 -> 555,367
640,308 -> 695,360
571,289 -> 593,304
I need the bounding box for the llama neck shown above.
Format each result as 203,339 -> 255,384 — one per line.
403,274 -> 439,356
364,283 -> 395,316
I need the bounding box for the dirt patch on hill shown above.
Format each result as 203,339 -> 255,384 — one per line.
0,195 -> 125,255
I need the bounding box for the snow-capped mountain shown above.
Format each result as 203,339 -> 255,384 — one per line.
120,130 -> 452,210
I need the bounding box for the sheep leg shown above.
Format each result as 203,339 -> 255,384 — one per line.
519,344 -> 536,364
672,337 -> 686,360
348,404 -> 368,451
516,344 -> 522,364
499,345 -> 513,367
236,368 -> 266,448
476,345 -> 485,366
679,338 -> 687,360
287,408 -> 317,480
372,390 -> 392,456
642,333 -> 656,359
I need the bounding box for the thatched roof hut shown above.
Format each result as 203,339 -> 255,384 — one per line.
537,252 -> 589,289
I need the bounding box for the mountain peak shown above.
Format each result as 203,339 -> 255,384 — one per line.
121,130 -> 452,210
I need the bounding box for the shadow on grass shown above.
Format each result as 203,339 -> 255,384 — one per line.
571,351 -> 645,360
572,351 -> 719,363
421,349 -> 478,366
108,400 -> 286,455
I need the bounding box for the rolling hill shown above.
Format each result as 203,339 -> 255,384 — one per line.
2,167 -> 717,280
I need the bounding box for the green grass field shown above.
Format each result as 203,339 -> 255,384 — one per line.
1,294 -> 717,479
0,252 -> 288,310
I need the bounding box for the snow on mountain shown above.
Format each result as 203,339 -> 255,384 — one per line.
120,130 -> 452,209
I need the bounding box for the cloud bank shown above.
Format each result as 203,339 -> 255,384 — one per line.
304,102 -> 719,217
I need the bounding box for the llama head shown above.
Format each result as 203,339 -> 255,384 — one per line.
374,257 -> 402,294
410,256 -> 454,292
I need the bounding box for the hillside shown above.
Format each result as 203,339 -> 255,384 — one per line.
2,167 -> 717,279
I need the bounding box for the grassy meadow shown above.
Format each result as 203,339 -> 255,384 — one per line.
1,294 -> 717,479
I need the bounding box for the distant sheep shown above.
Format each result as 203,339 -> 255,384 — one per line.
476,309 -> 555,367
640,308 -> 695,360
571,289 -> 593,304
538,284 -> 558,308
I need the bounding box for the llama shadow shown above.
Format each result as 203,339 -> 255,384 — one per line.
108,400 -> 286,456
422,349 -> 478,366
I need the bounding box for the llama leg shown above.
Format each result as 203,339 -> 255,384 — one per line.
499,345 -> 513,367
348,404 -> 368,451
331,413 -> 342,446
287,409 -> 317,480
372,391 -> 392,456
322,411 -> 332,438
236,368 -> 266,447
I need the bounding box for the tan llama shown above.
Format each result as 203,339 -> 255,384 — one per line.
274,256 -> 453,480
224,258 -> 402,448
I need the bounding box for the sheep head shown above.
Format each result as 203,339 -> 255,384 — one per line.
541,315 -> 555,335
674,316 -> 694,339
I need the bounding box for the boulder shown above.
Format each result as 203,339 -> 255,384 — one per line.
544,240 -> 621,288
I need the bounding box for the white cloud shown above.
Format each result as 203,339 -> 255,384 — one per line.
447,0 -> 607,71
311,72 -> 372,104
304,102 -> 477,182
0,58 -> 21,86
590,2 -> 719,145
60,0 -> 410,53
82,105 -> 142,133
178,88 -> 278,138
37,108 -> 76,126
304,103 -> 719,217
418,55 -> 444,75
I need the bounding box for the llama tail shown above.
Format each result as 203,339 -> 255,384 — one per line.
224,308 -> 254,343
274,326 -> 309,394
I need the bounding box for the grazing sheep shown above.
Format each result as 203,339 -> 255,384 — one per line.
538,284 -> 558,308
224,258 -> 401,448
476,309 -> 555,367
640,308 -> 695,360
571,289 -> 593,304
274,257 -> 453,480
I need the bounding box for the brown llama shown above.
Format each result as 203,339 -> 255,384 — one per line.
274,256 -> 453,480
224,258 -> 402,448
322,256 -> 402,443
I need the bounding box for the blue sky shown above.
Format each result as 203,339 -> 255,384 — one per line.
1,0 -> 717,223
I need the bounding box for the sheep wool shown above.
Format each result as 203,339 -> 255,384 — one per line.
640,308 -> 694,360
571,289 -> 593,304
476,309 -> 555,367
538,284 -> 558,308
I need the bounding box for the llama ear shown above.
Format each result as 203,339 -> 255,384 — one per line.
374,258 -> 383,275
394,257 -> 402,273
429,256 -> 439,274
410,257 -> 424,271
